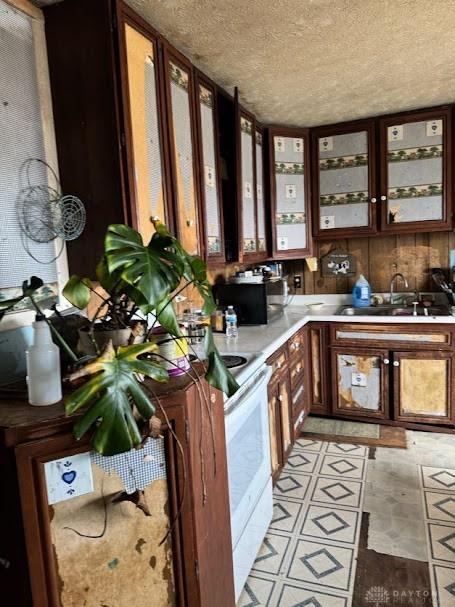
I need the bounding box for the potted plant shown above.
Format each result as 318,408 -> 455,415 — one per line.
1,220 -> 239,457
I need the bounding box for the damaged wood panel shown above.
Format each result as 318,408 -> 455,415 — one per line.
335,330 -> 447,344
49,464 -> 175,607
399,358 -> 447,416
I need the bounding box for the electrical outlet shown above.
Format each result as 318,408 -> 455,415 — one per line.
293,275 -> 302,289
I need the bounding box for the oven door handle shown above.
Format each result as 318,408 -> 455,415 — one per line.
224,365 -> 272,416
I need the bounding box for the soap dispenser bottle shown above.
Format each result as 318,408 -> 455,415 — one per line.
26,314 -> 62,406
352,274 -> 371,308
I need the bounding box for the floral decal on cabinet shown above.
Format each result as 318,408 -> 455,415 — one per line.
388,183 -> 443,200
276,212 -> 306,224
387,145 -> 443,163
275,162 -> 304,175
170,62 -> 189,91
240,117 -> 253,135
320,191 -> 368,206
199,85 -> 213,108
319,154 -> 367,171
243,238 -> 257,252
208,236 -> 221,253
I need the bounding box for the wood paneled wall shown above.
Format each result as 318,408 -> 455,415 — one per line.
284,231 -> 455,296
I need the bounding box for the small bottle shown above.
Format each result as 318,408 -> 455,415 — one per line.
352,274 -> 371,308
26,314 -> 62,406
225,306 -> 238,338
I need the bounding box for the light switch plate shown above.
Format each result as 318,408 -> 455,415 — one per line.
320,215 -> 335,230
44,452 -> 94,505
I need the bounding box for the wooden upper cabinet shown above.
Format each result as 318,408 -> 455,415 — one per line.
236,99 -> 268,262
118,7 -> 171,244
162,46 -> 202,256
194,72 -> 224,263
269,127 -> 312,258
312,119 -> 377,239
378,106 -> 452,233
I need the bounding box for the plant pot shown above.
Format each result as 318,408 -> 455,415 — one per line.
77,326 -> 132,356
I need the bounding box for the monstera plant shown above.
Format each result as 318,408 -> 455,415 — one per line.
61,220 -> 239,456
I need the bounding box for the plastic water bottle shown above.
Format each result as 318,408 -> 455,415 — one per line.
225,306 -> 238,338
26,314 -> 62,406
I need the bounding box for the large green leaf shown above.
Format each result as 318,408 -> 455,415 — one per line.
62,275 -> 92,309
65,341 -> 169,455
0,276 -> 44,320
204,328 -> 239,398
105,224 -> 181,308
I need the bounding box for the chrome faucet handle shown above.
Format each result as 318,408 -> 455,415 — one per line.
412,301 -> 419,316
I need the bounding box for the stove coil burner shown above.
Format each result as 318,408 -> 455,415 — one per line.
220,355 -> 248,369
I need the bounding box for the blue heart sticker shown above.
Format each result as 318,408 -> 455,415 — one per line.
62,471 -> 77,484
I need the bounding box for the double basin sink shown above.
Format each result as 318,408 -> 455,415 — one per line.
336,304 -> 451,317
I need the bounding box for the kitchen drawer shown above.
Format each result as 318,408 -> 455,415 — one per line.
291,381 -> 306,419
267,346 -> 288,380
288,329 -> 305,360
289,356 -> 305,391
330,323 -> 453,350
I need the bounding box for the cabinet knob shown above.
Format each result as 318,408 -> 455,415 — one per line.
380,195 -> 387,201
210,393 -> 216,403
278,394 -> 284,402
393,360 -> 400,367
296,364 -> 301,373
370,197 -> 377,203
383,358 -> 390,365
277,362 -> 282,369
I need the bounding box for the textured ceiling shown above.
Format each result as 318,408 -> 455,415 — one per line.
126,0 -> 455,126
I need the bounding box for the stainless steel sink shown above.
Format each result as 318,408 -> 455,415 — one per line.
336,305 -> 450,317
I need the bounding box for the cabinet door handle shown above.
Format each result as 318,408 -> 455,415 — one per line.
383,358 -> 390,365
380,195 -> 387,201
393,361 -> 400,367
370,197 -> 377,203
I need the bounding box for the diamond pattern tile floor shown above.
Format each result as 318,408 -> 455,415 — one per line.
238,431 -> 455,607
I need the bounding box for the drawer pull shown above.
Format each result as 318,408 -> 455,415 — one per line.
383,358 -> 390,365
393,361 -> 400,367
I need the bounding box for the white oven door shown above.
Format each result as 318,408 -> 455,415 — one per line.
224,365 -> 272,549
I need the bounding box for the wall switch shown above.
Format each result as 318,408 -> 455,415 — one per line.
293,275 -> 302,289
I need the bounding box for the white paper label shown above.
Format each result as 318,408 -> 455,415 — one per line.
257,184 -> 263,200
244,181 -> 252,199
204,164 -> 215,187
285,184 -> 297,199
277,236 -> 288,250
44,453 -> 94,505
293,138 -> 304,153
426,119 -> 442,137
274,136 -> 285,153
352,372 -> 367,387
319,136 -> 333,152
388,125 -> 403,141
320,215 -> 335,230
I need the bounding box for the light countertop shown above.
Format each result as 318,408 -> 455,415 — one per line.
214,294 -> 455,365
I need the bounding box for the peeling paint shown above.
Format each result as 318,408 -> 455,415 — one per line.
135,538 -> 147,554
108,558 -> 119,570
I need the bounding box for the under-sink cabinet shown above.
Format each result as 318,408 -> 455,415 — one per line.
328,323 -> 455,427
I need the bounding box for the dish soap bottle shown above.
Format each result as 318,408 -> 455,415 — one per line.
352,274 -> 371,308
26,314 -> 62,406
225,306 -> 238,338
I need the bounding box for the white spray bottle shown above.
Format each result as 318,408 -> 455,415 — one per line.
26,314 -> 62,406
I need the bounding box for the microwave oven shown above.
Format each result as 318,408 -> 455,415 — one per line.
213,279 -> 288,325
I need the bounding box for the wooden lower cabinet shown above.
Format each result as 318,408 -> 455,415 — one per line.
307,323 -> 330,415
267,372 -> 293,481
331,347 -> 389,419
394,350 -> 454,425
0,377 -> 235,607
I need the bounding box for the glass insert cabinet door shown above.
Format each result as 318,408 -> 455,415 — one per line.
393,351 -> 453,424
270,127 -> 312,258
379,107 -> 452,233
195,74 -> 224,261
312,120 -> 377,238
256,128 -> 267,253
331,348 -> 389,418
239,113 -> 256,256
163,49 -> 201,256
121,22 -> 168,245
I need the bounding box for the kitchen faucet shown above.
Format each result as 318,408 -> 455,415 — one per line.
389,272 -> 408,304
